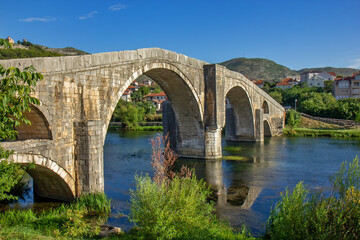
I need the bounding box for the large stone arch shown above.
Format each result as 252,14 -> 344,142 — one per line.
8,153 -> 75,201
225,86 -> 255,141
106,62 -> 205,157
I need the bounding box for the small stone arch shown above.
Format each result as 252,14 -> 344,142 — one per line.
262,100 -> 269,114
9,153 -> 75,201
264,119 -> 272,137
225,86 -> 255,141
15,105 -> 53,140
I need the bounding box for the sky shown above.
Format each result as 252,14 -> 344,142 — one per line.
1,0 -> 360,70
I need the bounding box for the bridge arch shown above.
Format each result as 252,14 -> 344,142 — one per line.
15,104 -> 53,140
262,100 -> 269,114
9,153 -> 75,201
264,119 -> 272,137
225,85 -> 255,141
106,61 -> 204,157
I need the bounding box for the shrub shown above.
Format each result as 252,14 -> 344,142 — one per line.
129,175 -> 252,240
285,109 -> 301,128
265,157 -> 360,239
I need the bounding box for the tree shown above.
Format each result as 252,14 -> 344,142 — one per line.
0,39 -> 43,201
269,91 -> 283,104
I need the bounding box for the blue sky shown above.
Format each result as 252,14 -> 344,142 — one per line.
2,0 -> 360,70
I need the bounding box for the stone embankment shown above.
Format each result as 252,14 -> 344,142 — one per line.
300,113 -> 360,128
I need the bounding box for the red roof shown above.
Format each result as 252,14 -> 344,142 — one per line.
128,85 -> 136,89
328,72 -> 336,76
123,92 -> 130,95
353,72 -> 360,77
276,82 -> 292,86
144,91 -> 167,97
254,80 -> 263,85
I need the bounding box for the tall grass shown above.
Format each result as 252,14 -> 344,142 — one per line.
123,133 -> 254,239
0,192 -> 110,239
265,157 -> 360,239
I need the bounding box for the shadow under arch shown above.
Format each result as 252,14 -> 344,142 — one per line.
262,100 -> 269,114
106,62 -> 205,157
264,119 -> 272,137
15,105 -> 52,140
9,153 -> 75,202
225,86 -> 255,141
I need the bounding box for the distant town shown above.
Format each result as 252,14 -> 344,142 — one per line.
253,70 -> 360,100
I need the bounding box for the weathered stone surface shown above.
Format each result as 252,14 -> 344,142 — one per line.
0,48 -> 284,200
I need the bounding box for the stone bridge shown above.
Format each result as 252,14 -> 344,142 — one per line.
0,48 -> 284,201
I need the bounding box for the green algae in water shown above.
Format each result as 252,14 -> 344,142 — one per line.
223,146 -> 244,154
223,155 -> 253,163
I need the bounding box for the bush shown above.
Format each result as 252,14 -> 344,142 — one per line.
265,157 -> 360,239
129,175 -> 253,240
285,109 -> 301,128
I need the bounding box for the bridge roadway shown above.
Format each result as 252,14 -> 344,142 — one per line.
0,48 -> 284,201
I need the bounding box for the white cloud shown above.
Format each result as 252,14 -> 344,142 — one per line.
79,11 -> 98,20
19,17 -> 56,22
109,4 -> 127,11
348,58 -> 360,69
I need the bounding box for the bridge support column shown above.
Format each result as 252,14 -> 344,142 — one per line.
204,64 -> 226,159
255,109 -> 264,141
74,120 -> 104,196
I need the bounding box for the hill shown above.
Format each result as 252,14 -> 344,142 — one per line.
219,57 -> 359,82
0,42 -> 89,59
219,57 -> 297,82
296,67 -> 359,77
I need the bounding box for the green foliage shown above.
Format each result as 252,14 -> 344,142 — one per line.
0,64 -> 43,141
269,91 -> 282,104
72,192 -> 111,214
0,44 -> 64,59
0,157 -> 28,202
0,39 -> 13,49
0,192 -> 110,239
138,85 -> 150,96
129,175 -> 253,240
151,84 -> 162,93
324,80 -> 333,93
112,100 -> 157,129
265,157 -> 360,239
112,100 -> 145,129
285,109 -> 301,128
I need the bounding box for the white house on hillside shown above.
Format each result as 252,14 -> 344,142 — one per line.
300,71 -> 336,87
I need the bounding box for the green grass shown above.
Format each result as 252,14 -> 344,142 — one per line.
283,127 -> 360,138
0,193 -> 111,239
132,126 -> 163,131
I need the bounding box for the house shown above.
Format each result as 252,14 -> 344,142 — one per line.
127,85 -> 137,93
6,36 -> 14,44
275,78 -> 298,89
300,71 -> 336,88
121,91 -> 131,102
333,73 -> 360,100
253,80 -> 264,88
143,79 -> 153,86
143,91 -> 168,110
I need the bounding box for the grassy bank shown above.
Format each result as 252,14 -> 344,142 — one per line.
0,193 -> 111,239
109,125 -> 163,132
283,127 -> 360,138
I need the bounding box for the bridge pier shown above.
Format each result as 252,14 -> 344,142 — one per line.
74,120 -> 104,196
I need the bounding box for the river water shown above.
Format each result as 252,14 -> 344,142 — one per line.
104,129 -> 360,235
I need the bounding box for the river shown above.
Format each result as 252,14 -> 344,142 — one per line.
104,129 -> 360,235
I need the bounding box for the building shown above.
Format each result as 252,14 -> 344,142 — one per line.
253,80 -> 264,88
333,73 -> 360,100
120,91 -> 131,102
6,36 -> 14,44
300,71 -> 336,88
143,79 -> 153,86
143,91 -> 168,110
275,78 -> 299,89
